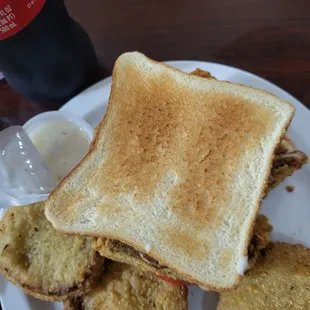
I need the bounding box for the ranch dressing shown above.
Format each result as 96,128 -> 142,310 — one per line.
29,120 -> 91,183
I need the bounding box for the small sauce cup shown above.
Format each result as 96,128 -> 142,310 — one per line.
23,111 -> 94,184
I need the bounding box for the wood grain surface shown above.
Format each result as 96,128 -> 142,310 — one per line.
1,0 -> 310,127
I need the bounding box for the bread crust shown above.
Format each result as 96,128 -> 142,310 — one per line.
92,214 -> 272,291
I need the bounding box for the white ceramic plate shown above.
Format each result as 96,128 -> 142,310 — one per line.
1,61 -> 310,310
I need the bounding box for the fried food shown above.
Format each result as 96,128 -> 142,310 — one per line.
248,214 -> 273,269
64,261 -> 188,310
286,185 -> 295,192
189,68 -> 215,79
0,202 -> 104,301
268,136 -> 308,192
218,242 -> 310,309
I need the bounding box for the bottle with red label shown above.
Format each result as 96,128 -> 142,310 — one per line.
0,0 -> 100,103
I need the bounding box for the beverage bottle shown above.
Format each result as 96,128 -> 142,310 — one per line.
0,0 -> 100,103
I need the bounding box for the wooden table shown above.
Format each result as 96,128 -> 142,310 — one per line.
1,0 -> 310,130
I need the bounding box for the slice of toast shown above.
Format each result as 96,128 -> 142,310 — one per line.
218,242 -> 310,309
0,202 -> 105,301
45,52 -> 294,290
63,261 -> 188,310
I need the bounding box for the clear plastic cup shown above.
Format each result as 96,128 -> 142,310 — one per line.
0,126 -> 57,209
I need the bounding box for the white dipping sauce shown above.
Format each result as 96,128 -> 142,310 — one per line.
29,120 -> 91,183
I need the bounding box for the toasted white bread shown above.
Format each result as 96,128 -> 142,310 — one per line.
45,52 -> 294,290
218,242 -> 310,309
